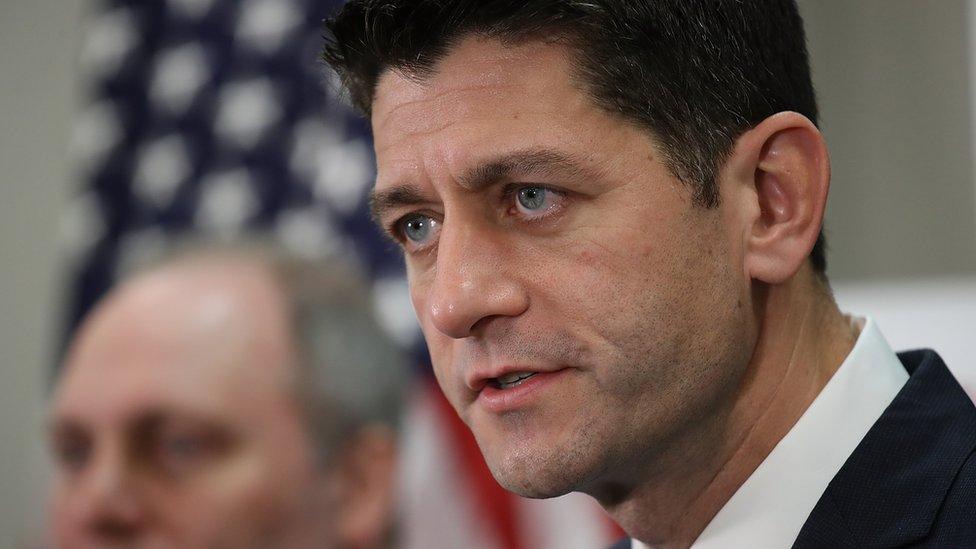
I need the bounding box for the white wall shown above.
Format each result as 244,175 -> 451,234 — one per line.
801,0 -> 976,280
0,0 -> 86,544
834,278 -> 976,400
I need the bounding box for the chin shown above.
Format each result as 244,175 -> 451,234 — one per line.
491,463 -> 579,499
482,435 -> 605,499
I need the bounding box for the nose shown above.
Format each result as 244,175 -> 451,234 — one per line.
426,221 -> 529,339
75,443 -> 147,541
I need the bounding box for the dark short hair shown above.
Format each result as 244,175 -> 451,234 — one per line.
323,0 -> 827,274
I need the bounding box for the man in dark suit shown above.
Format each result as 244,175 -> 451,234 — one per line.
323,1 -> 976,546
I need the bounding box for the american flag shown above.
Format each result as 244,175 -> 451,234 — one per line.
63,1 -> 620,547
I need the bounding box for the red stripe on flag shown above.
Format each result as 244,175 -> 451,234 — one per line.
429,378 -> 524,549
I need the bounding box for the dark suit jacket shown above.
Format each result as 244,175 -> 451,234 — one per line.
611,350 -> 976,549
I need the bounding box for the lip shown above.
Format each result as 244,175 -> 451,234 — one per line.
476,368 -> 570,413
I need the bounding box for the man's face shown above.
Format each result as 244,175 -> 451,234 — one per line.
49,263 -> 334,549
371,37 -> 757,497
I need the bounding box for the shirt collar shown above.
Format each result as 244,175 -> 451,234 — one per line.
633,316 -> 908,549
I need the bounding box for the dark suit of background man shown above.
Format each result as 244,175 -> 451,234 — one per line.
323,1 -> 976,547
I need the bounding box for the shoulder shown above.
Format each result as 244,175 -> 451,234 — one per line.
796,349 -> 976,547
924,446 -> 976,545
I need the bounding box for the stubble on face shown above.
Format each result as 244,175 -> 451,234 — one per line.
371,36 -> 757,500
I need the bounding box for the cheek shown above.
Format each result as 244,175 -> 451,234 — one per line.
558,213 -> 744,352
166,468 -> 275,526
548,230 -> 666,318
51,489 -> 84,545
408,269 -> 435,338
421,330 -> 455,386
164,439 -> 317,540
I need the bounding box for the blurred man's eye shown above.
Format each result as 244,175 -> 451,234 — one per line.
131,414 -> 236,479
53,436 -> 92,473
154,431 -> 213,474
50,424 -> 93,475
162,433 -> 207,458
148,425 -> 232,478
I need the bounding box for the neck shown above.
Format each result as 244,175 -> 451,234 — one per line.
599,267 -> 858,548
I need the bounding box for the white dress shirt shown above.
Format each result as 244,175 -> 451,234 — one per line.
632,317 -> 909,549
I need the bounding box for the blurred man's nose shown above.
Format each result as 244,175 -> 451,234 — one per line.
427,222 -> 529,339
76,443 -> 147,542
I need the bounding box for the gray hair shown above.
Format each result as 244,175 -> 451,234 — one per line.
270,250 -> 406,464
122,236 -> 407,465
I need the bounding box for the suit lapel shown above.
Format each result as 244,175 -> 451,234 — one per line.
794,350 -> 976,548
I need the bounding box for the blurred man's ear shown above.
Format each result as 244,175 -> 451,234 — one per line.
723,111 -> 830,284
334,425 -> 399,549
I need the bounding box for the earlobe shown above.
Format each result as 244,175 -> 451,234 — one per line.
739,112 -> 829,284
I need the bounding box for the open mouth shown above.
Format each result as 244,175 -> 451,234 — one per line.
491,371 -> 538,390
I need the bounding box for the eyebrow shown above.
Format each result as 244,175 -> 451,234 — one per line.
370,185 -> 429,224
370,148 -> 594,223
48,417 -> 82,440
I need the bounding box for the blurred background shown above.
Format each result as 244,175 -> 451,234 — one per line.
2,0 -> 975,546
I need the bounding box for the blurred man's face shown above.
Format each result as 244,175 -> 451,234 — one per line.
371,37 -> 756,498
49,262 -> 335,549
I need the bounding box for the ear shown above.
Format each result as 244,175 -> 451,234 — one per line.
334,425 -> 399,549
727,112 -> 830,284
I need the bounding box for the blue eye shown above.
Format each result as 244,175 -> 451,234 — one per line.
517,187 -> 548,211
513,186 -> 564,219
398,214 -> 439,247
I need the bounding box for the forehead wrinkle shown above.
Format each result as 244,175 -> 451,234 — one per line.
374,75 -> 522,139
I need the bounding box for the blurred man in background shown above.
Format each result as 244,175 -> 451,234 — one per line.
48,243 -> 404,549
